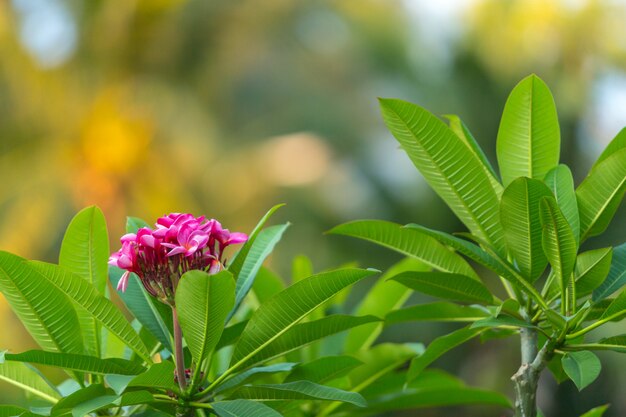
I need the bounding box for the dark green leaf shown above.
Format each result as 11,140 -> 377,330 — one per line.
2,350 -> 145,375
575,248 -> 612,297
391,271 -> 493,304
386,302 -> 488,324
544,165 -> 580,244
562,351 -> 601,391
212,399 -> 283,417
594,242 -> 626,300
285,355 -> 363,384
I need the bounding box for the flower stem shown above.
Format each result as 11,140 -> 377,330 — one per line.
172,306 -> 188,392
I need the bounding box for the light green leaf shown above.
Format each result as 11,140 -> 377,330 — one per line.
212,399 -> 283,417
126,217 -> 150,233
328,220 -> 478,279
126,361 -> 178,393
59,206 -> 109,358
593,127 -> 626,168
580,405 -> 609,417
445,115 -> 502,191
407,327 -> 484,383
500,177 -> 552,282
229,223 -> 290,320
575,248 -> 612,297
386,302 -> 488,324
0,354 -> 60,403
285,355 -> 363,384
252,267 -> 285,304
594,242 -> 626,300
0,252 -> 84,355
240,315 -> 380,369
379,98 -> 505,252
496,74 -> 560,185
540,197 -> 577,305
600,289 -> 626,320
216,363 -> 296,394
175,270 -> 234,383
109,266 -> 173,353
577,148 -> 626,240
2,350 -> 145,375
391,271 -> 493,304
291,255 -> 313,283
561,351 -> 601,391
344,257 -> 428,353
0,406 -> 32,417
28,261 -> 151,361
229,268 -> 376,371
545,165 -> 580,244
231,380 -> 366,407
596,335 -> 626,353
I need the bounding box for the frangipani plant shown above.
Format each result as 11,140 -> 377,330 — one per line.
331,74 -> 626,417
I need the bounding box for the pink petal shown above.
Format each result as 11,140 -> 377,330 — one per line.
227,233 -> 248,245
117,271 -> 130,292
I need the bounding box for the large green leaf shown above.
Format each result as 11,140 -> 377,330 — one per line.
500,177 -> 552,282
175,270 -> 234,384
0,353 -> 60,403
285,355 -> 362,384
328,220 -> 478,279
561,351 -> 601,391
600,289 -> 626,320
593,127 -> 626,168
576,148 -> 626,240
59,206 -> 109,358
239,315 -> 380,369
594,242 -> 626,300
496,74 -> 560,185
580,405 -> 609,417
390,271 -> 493,304
109,266 -> 173,353
403,224 -> 547,308
407,327 -> 485,383
445,114 -> 502,194
231,380 -> 366,407
229,223 -> 290,320
540,197 -> 577,309
596,335 -> 626,353
0,252 -> 84,355
2,350 -> 145,375
545,165 -> 580,244
212,400 -> 283,417
216,363 -> 296,394
27,261 -> 151,361
379,98 -> 504,252
575,248 -> 612,297
229,268 -> 376,371
386,302 -> 488,324
344,257 -> 427,353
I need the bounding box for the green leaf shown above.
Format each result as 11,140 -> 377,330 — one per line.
540,197 -> 577,298
240,315 -> 380,369
594,242 -> 626,300
593,127 -> 626,168
407,327 -> 484,383
0,354 -> 60,403
126,217 -> 150,233
212,399 -> 283,417
561,351 -> 601,391
403,224 -> 547,309
575,248 -> 613,297
109,266 -> 173,353
126,361 -> 178,393
500,177 -> 552,281
70,391 -> 153,417
545,165 -> 580,244
175,270 -> 234,381
580,405 -> 609,417
229,268 -> 376,371
216,321 -> 248,352
344,257 -> 428,353
470,315 -> 537,330
496,74 -> 560,185
27,261 -> 151,361
59,206 -> 109,358
328,220 -> 478,279
596,335 -> 626,353
0,252 -> 84,355
391,271 -> 493,304
386,302 -> 488,324
577,148 -> 626,240
231,380 -> 366,407
229,223 -> 290,320
0,406 -> 32,417
291,255 -> 314,283
2,350 -> 145,375
379,98 -> 505,252
216,363 -> 296,394
285,356 -> 363,384
252,267 -> 285,304
445,114 -> 502,193
600,289 -> 626,320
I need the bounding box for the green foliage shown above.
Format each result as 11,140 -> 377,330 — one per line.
337,74 -> 626,417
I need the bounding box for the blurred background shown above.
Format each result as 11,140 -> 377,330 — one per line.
1,0 -> 625,415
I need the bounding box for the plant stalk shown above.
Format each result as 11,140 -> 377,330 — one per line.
172,307 -> 188,392
512,327 -> 548,417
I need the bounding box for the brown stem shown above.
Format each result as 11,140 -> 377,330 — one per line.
172,306 -> 188,392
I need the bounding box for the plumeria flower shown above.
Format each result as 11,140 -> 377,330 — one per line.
108,213 -> 247,304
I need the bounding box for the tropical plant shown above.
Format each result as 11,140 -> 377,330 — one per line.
330,74 -> 626,417
0,206 -> 377,416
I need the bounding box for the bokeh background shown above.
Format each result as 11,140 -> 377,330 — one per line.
1,0 -> 625,415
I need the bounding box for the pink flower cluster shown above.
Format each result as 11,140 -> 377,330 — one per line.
109,213 -> 247,303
